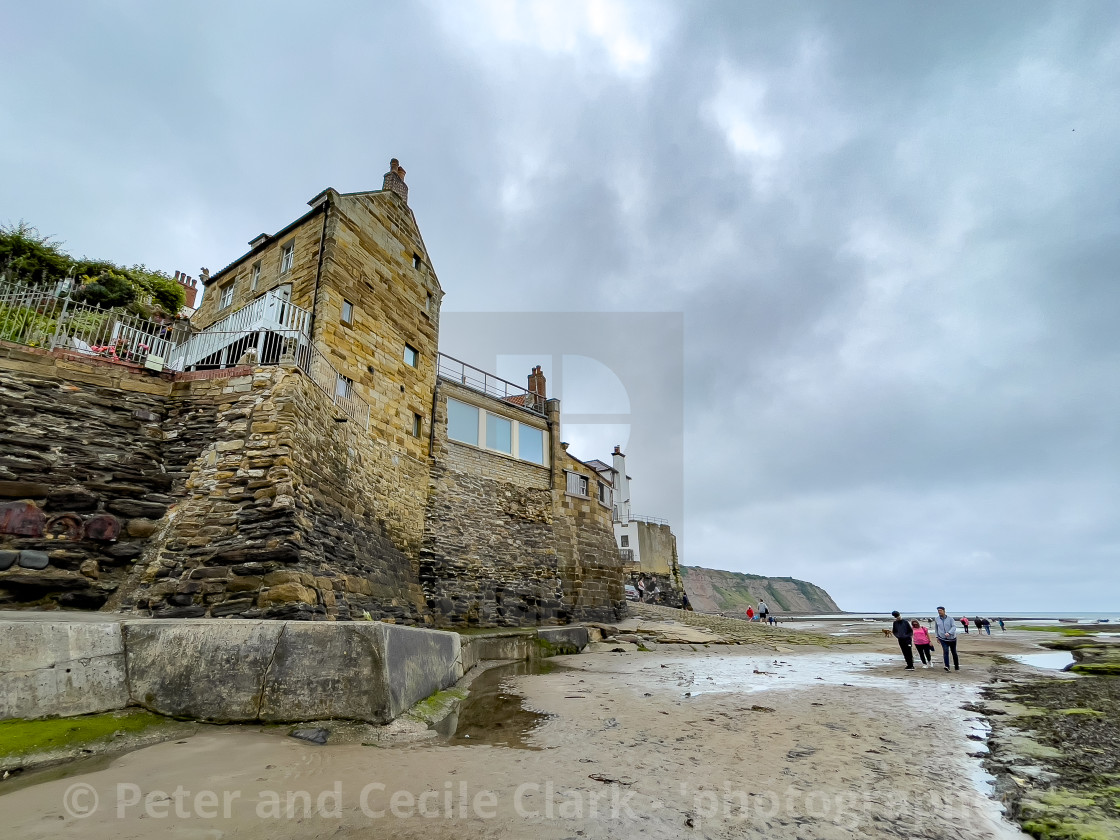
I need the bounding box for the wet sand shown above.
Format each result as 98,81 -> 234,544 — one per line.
0,625 -> 1049,839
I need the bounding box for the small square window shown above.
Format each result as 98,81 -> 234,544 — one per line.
341,300 -> 353,324
404,344 -> 419,367
219,284 -> 234,310
250,262 -> 261,291
280,241 -> 295,274
412,253 -> 422,270
412,413 -> 422,437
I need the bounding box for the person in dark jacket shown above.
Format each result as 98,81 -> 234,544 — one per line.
891,610 -> 915,670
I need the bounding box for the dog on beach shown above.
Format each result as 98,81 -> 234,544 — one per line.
881,628 -> 893,638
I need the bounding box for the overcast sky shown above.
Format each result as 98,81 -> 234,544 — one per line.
3,1 -> 1118,612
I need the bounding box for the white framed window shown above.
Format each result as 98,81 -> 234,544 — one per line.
219,284 -> 234,309
279,241 -> 295,274
620,535 -> 629,547
519,425 -> 545,465
342,300 -> 353,324
404,344 -> 419,367
598,482 -> 611,506
486,414 -> 512,454
447,399 -> 479,446
566,472 -> 589,497
250,261 -> 261,291
334,374 -> 352,401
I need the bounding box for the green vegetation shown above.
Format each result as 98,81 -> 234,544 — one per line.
0,221 -> 184,316
0,710 -> 174,763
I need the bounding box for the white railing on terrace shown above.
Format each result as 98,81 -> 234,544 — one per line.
630,514 -> 670,526
1,279 -> 369,428
437,352 -> 546,416
0,277 -> 176,364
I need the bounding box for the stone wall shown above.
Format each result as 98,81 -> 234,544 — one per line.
420,383 -> 624,627
0,345 -> 205,611
629,521 -> 686,607
122,364 -> 426,623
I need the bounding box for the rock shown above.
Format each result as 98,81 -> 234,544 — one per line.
17,550 -> 50,570
0,501 -> 45,537
106,499 -> 169,519
0,480 -> 50,498
45,486 -> 100,511
587,641 -> 638,653
126,518 -> 161,538
83,515 -> 122,542
0,550 -> 17,571
80,559 -> 100,579
258,582 -> 317,606
289,728 -> 330,745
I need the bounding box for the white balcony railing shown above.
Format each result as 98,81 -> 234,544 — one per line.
169,290 -> 310,370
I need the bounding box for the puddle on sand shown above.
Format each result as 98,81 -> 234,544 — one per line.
1009,652 -> 1075,670
437,660 -> 557,749
0,751 -> 119,797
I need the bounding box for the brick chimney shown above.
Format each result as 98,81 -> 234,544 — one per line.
173,270 -> 198,309
382,158 -> 408,203
528,365 -> 547,400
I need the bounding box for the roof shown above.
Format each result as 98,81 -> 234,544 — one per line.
584,459 -> 616,474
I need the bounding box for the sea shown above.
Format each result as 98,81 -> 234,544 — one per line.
794,611 -> 1120,623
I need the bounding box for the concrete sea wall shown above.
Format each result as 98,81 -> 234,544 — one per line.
0,612 -> 461,724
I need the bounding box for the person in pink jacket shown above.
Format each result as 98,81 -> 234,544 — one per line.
911,620 -> 934,668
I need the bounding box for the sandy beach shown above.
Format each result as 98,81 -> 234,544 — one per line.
1,619 -> 1066,839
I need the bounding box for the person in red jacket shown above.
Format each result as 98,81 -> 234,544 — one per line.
746,606 -> 755,622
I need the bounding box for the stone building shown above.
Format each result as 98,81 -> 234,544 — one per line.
0,160 -> 625,626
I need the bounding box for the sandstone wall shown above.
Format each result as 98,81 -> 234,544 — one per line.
123,364 -> 426,623
420,384 -> 561,626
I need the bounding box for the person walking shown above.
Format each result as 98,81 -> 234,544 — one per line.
982,618 -> 991,635
746,605 -> 755,622
891,611 -> 915,670
961,616 -> 970,634
935,606 -> 960,671
912,620 -> 934,668
758,600 -> 769,622
998,618 -> 1005,632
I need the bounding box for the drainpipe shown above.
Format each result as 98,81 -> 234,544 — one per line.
307,198 -> 331,345
428,379 -> 440,458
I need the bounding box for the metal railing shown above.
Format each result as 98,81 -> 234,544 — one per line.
619,548 -> 635,563
630,514 -> 670,526
1,279 -> 369,428
174,290 -> 309,369
1,278 -> 176,364
436,352 -> 546,416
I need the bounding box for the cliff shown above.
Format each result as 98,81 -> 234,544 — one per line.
681,566 -> 840,614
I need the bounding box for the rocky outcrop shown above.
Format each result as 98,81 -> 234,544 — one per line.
681,566 -> 840,614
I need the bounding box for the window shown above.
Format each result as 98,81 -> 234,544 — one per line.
219,284 -> 234,309
404,344 -> 419,367
412,413 -> 422,437
566,472 -> 589,497
426,292 -> 433,312
486,414 -> 512,454
621,535 -> 629,547
334,374 -> 352,401
447,399 -> 479,446
412,253 -> 422,269
280,241 -> 295,274
519,425 -> 545,465
598,482 -> 611,506
341,300 -> 353,324
250,262 -> 261,291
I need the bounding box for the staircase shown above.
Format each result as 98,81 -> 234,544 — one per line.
168,290 -> 311,370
